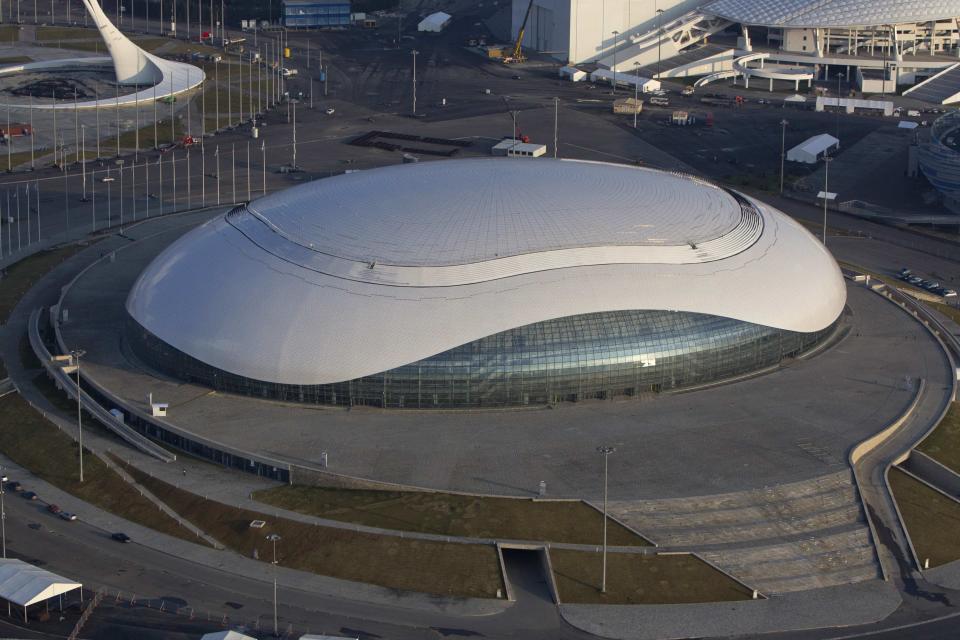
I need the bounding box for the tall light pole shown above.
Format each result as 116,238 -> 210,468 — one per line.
611,31 -> 619,94
411,49 -> 418,115
633,61 -> 641,129
553,97 -> 559,158
71,349 -> 86,483
267,533 -> 281,637
1,470 -> 7,558
597,445 -> 615,594
779,119 -> 788,195
835,72 -> 844,142
261,140 -> 266,194
822,155 -> 832,245
656,8 -> 664,80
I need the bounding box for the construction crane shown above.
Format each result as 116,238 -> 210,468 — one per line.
506,0 -> 535,63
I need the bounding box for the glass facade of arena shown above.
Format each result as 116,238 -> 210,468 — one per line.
129,310 -> 837,409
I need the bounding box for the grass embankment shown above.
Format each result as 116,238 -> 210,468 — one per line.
931,302 -> 960,325
0,55 -> 32,64
550,549 -> 754,604
0,394 -> 207,545
0,244 -> 83,323
255,485 -> 650,546
917,403 -> 960,476
53,37 -> 168,53
888,467 -> 960,568
117,460 -> 504,598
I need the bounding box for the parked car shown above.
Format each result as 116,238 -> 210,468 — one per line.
46,504 -> 62,515
22,491 -> 38,500
59,512 -> 77,522
111,532 -> 131,543
281,67 -> 298,77
100,176 -> 115,183
5,481 -> 22,492
681,85 -> 695,96
943,289 -> 957,298
923,281 -> 941,290
324,107 -> 335,115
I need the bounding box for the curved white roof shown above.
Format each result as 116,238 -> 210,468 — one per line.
126,159 -> 846,385
705,0 -> 960,28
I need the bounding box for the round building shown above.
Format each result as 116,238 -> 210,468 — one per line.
126,159 -> 846,408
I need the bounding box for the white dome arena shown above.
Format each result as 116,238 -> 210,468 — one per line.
126,159 -> 846,408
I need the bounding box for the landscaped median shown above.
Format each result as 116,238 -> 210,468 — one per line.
549,549 -> 754,604
254,484 -> 650,546
0,393 -> 208,545
114,458 -> 506,599
916,403 -> 960,475
888,466 -> 960,568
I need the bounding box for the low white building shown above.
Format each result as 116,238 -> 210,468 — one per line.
492,139 -> 547,157
559,66 -> 587,81
787,133 -> 839,164
418,11 -> 452,32
589,68 -> 660,92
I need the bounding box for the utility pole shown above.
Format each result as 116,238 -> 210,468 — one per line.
267,533 -> 282,638
1,468 -> 6,558
553,97 -> 559,158
246,141 -> 250,201
597,445 -> 615,593
153,81 -> 158,148
231,143 -> 236,202
411,49 -> 418,114
611,31 -> 619,94
71,349 -> 87,483
836,72 -> 844,142
291,99 -> 296,168
215,145 -> 220,204
215,59 -> 220,131
81,125 -> 87,201
657,8 -> 664,80
822,155 -> 832,246
633,61 -> 640,129
28,93 -> 33,169
261,140 -> 266,194
115,84 -> 120,157
779,119 -> 788,195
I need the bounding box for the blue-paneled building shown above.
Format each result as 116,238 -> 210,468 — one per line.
282,0 -> 351,28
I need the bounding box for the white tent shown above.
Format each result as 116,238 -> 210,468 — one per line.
589,68 -> 660,92
787,133 -> 839,164
200,631 -> 258,640
418,11 -> 451,32
0,559 -> 82,622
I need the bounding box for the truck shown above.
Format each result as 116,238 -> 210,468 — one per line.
281,67 -> 298,78
648,96 -> 669,107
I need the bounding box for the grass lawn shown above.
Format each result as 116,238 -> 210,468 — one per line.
888,467 -> 960,568
917,402 -> 960,477
35,26 -> 94,41
0,393 -> 207,545
0,55 -> 32,64
255,485 -> 650,546
0,244 -> 83,323
0,26 -> 20,44
550,549 -> 754,604
931,302 -> 960,326
118,460 -> 504,598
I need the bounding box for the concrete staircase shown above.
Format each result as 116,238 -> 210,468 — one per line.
609,470 -> 882,593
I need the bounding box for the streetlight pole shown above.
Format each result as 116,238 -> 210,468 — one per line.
656,8 -> 664,80
633,61 -> 640,129
611,31 -> 619,94
779,119 -> 788,195
1,470 -> 6,558
822,155 -> 832,245
836,72 -> 844,142
553,97 -> 559,158
411,49 -> 418,115
267,533 -> 281,637
71,349 -> 86,483
597,445 -> 615,593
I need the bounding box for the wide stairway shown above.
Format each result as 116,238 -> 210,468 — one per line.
904,63 -> 960,104
609,470 -> 882,594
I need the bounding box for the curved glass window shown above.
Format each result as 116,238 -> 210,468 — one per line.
128,310 -> 837,409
